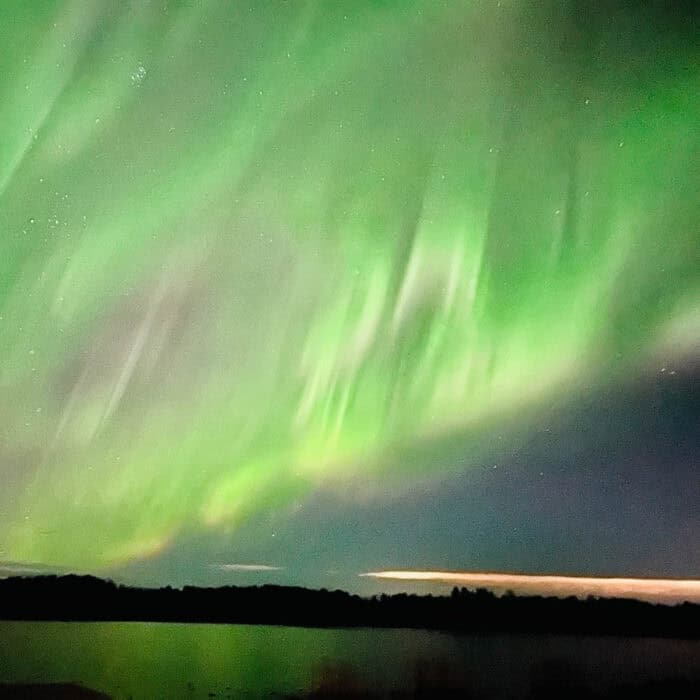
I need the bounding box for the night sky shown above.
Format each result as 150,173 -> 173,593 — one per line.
0,1 -> 698,596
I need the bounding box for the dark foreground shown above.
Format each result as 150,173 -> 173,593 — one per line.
2,577 -> 698,698
1,575 -> 699,637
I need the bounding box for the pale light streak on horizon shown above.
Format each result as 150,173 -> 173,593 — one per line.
361,571 -> 700,604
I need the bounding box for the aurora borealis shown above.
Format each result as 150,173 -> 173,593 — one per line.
0,1 -> 698,590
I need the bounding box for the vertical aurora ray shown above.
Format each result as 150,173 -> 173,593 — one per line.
0,1 -> 697,570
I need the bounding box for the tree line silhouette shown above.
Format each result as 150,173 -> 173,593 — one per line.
0,575 -> 698,638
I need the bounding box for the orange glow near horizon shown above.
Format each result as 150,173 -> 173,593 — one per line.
360,571 -> 700,604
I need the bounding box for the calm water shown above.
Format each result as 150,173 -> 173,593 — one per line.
0,622 -> 698,699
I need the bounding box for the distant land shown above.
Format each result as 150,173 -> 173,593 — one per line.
0,575 -> 699,638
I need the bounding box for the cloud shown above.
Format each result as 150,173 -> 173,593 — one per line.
213,564 -> 284,572
0,561 -> 63,577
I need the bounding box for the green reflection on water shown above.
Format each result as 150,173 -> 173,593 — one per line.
1,622 -> 699,699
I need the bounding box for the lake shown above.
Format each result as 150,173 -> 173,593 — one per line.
0,622 -> 698,698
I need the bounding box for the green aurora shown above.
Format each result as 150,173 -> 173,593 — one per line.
0,1 -> 698,570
